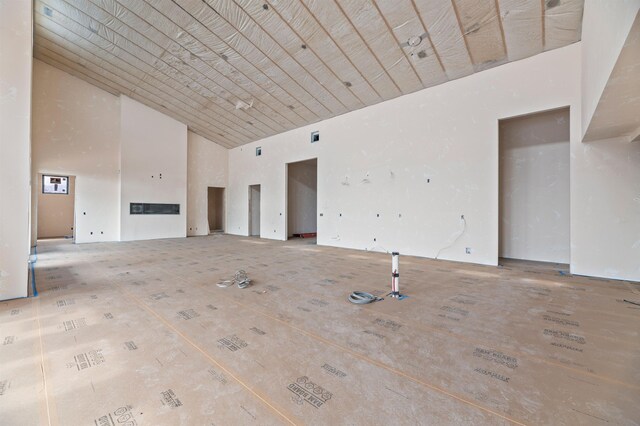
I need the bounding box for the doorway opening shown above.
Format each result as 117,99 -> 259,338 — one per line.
249,184 -> 261,237
499,107 -> 570,264
38,174 -> 76,241
287,158 -> 317,241
207,187 -> 225,233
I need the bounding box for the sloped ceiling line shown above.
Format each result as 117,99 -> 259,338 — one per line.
37,1 -> 266,143
142,0 -> 322,122
205,0 -> 350,114
47,0 -> 278,140
109,0 -> 309,127
231,0 -> 367,109
169,0 -> 333,117
74,0 -> 291,134
35,33 -> 240,147
34,0 -> 584,148
34,44 -> 236,148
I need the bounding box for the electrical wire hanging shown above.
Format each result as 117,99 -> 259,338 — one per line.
435,215 -> 467,260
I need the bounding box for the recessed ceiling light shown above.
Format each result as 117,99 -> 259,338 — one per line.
407,35 -> 422,47
400,32 -> 429,49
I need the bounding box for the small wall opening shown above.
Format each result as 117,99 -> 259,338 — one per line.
37,174 -> 76,240
499,107 -> 570,264
287,158 -> 317,241
207,187 -> 225,233
249,184 -> 261,237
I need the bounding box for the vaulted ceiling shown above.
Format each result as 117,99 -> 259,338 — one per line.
33,0 -> 584,148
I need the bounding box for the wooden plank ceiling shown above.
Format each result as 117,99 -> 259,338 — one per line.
34,0 -> 584,148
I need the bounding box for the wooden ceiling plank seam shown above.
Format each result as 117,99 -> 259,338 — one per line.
541,0 -> 546,50
35,5 -> 264,142
299,0 -> 401,100
46,0 -> 275,139
452,0 -> 507,68
73,0 -> 288,135
34,21 -> 252,146
34,52 -> 121,97
32,0 -> 585,149
498,0 -> 543,62
35,42 -> 241,148
233,0 -> 362,114
331,0 -> 407,94
34,45 -> 236,148
169,0 -> 332,118
106,3 -> 301,132
270,0 -> 382,105
111,0 -> 305,129
36,46 -> 237,149
543,0 -> 584,51
341,0 -> 424,93
35,6 -> 262,144
372,0 -> 448,89
64,0 -> 286,136
449,0 -> 476,65
493,0 -> 508,58
234,0 -> 366,110
142,0 -> 319,123
201,0 -> 346,116
412,0 -> 474,80
409,0 -> 446,75
369,0 -> 429,87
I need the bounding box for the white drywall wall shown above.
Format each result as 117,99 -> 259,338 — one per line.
31,59 -> 121,244
0,0 -> 32,300
572,137 -> 640,281
187,131 -> 228,236
37,175 -> 75,238
120,96 -> 187,241
228,44 -> 583,266
581,0 -> 640,138
499,108 -> 570,264
287,159 -> 318,236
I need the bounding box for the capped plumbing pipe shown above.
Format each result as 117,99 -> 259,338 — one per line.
390,251 -> 401,298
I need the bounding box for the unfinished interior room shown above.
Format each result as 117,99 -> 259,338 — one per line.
2,0 -> 640,424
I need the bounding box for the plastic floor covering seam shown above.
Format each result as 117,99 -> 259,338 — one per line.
115,283 -> 298,426
181,260 -> 639,391
167,274 -> 528,426
34,297 -> 54,426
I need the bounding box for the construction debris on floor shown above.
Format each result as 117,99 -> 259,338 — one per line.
1,234 -> 639,425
